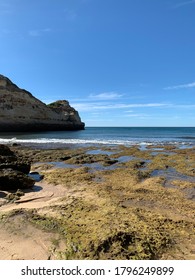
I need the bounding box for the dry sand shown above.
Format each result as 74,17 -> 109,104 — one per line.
0,180 -> 69,260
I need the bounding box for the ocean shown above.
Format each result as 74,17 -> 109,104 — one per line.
0,127 -> 195,149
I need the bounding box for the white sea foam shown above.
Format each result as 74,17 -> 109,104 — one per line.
0,137 -> 189,147
0,137 -> 138,145
0,137 -> 193,149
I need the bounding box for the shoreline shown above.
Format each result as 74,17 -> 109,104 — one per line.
0,143 -> 195,260
1,140 -> 194,150
0,126 -> 195,150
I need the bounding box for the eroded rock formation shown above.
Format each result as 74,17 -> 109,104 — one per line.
0,74 -> 85,131
0,144 -> 35,190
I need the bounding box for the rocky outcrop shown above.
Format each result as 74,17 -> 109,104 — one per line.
0,144 -> 35,190
0,169 -> 35,191
0,74 -> 85,132
0,144 -> 30,174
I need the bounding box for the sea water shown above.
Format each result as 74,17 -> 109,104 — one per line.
0,127 -> 195,149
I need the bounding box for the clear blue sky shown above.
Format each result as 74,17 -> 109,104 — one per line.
1,0 -> 195,127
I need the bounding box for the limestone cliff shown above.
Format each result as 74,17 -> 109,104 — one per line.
0,74 -> 85,131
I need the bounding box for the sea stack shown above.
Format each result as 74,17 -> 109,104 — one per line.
0,74 -> 84,131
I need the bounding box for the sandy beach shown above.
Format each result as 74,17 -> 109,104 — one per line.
0,144 -> 194,260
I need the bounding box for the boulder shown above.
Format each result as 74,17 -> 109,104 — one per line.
0,144 -> 34,191
0,144 -> 15,156
0,144 -> 31,174
0,160 -> 31,174
0,169 -> 35,190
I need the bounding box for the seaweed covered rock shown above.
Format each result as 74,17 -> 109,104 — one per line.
0,144 -> 34,191
0,144 -> 15,156
0,169 -> 35,190
0,144 -> 30,174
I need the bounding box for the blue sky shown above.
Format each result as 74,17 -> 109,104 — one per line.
0,0 -> 195,127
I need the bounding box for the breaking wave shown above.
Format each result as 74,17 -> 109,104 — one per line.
0,137 -> 192,148
0,127 -> 194,148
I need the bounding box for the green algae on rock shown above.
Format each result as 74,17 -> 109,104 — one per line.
0,144 -> 194,260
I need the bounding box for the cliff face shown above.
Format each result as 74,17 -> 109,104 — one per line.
0,75 -> 85,131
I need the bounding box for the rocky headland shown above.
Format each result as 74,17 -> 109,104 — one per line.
0,74 -> 84,131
